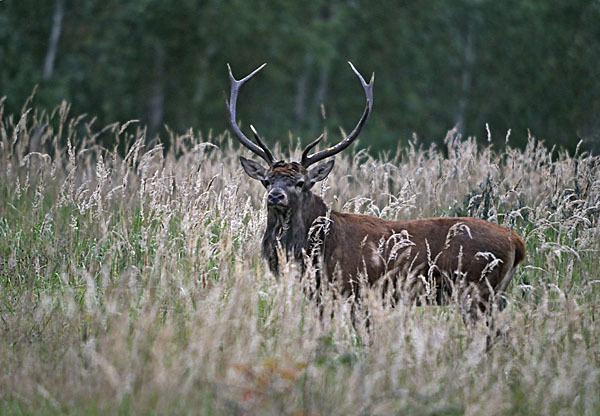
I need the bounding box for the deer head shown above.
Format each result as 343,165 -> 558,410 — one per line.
226,62 -> 374,213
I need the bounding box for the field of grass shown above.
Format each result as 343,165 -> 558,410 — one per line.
1,101 -> 599,415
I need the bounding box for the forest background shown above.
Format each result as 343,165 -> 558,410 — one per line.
1,0 -> 599,153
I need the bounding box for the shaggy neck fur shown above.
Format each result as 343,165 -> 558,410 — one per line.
262,191 -> 329,273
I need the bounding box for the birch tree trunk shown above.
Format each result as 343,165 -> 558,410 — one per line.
456,21 -> 475,134
42,0 -> 65,80
149,43 -> 165,139
294,53 -> 314,131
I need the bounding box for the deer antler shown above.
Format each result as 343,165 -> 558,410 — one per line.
301,62 -> 374,168
226,63 -> 275,165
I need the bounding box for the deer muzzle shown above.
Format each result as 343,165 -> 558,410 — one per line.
267,188 -> 288,208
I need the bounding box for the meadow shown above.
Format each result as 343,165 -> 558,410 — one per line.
1,100 -> 599,415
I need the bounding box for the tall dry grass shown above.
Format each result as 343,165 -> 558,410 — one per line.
1,100 -> 599,415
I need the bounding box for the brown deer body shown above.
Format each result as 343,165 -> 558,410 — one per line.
227,62 -> 525,311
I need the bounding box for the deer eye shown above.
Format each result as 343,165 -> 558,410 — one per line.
295,180 -> 305,189
262,179 -> 271,187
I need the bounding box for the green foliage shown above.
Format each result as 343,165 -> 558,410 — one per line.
1,0 -> 599,153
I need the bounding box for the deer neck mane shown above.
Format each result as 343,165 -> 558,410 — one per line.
262,191 -> 329,273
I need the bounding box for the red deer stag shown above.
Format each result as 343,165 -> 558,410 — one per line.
227,62 -> 526,313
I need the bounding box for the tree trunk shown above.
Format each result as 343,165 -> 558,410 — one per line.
294,53 -> 314,131
42,0 -> 65,80
456,21 -> 475,134
148,43 -> 165,139
310,59 -> 331,134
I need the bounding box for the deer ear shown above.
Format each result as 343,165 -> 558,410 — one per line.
240,156 -> 268,181
307,160 -> 335,186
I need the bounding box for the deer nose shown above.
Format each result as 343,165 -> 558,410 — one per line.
267,188 -> 287,206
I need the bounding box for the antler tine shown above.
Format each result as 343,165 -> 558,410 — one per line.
226,63 -> 274,165
300,133 -> 324,166
301,61 -> 374,168
250,124 -> 275,163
